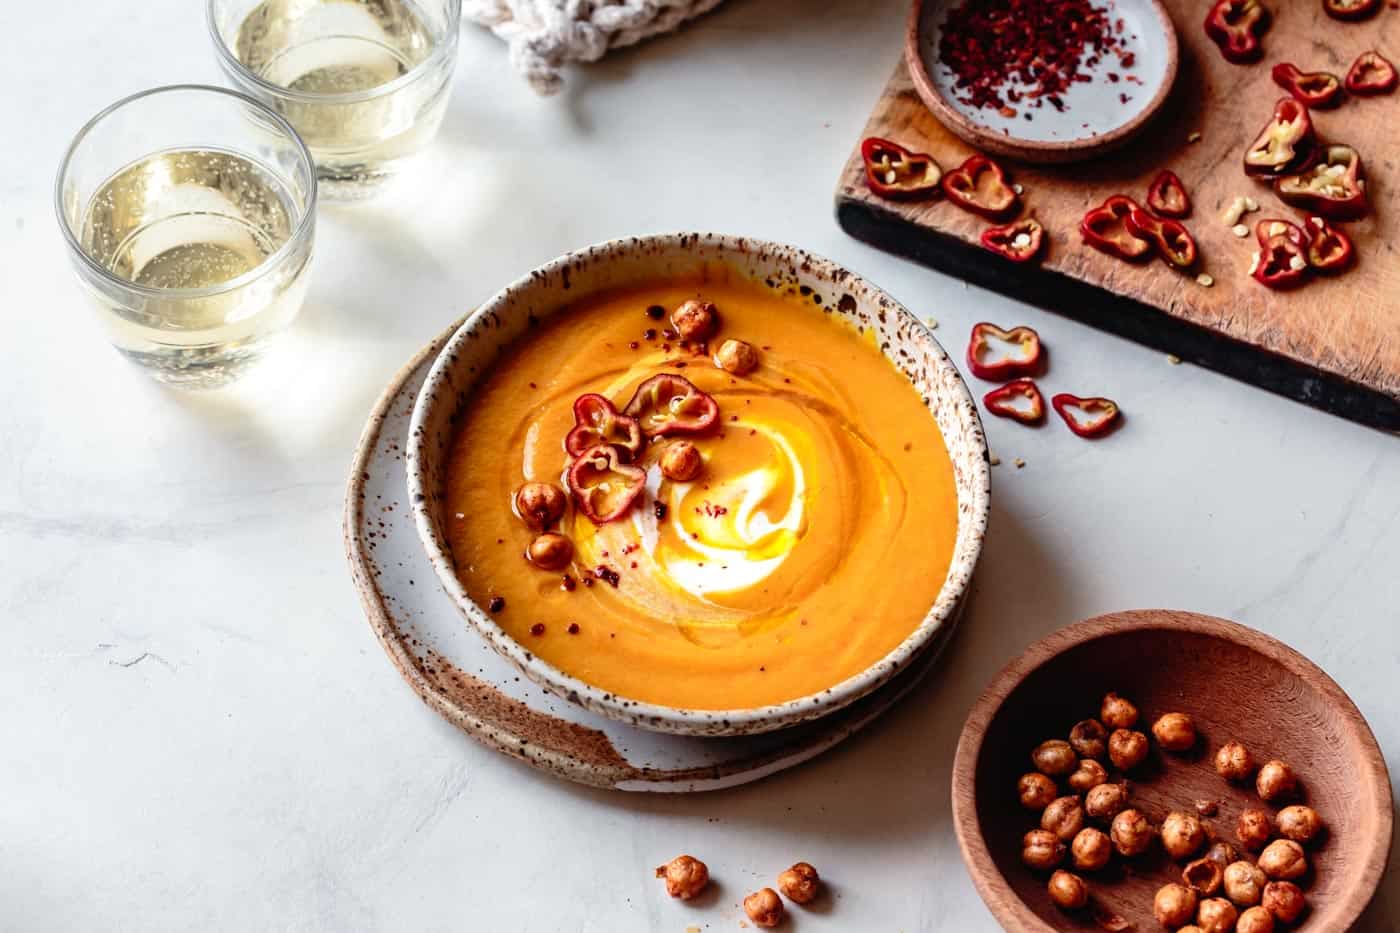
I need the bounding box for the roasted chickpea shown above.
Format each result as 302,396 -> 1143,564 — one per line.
1261,881 -> 1306,924
714,338 -> 758,375
1214,740 -> 1257,782
1183,857 -> 1224,896
659,440 -> 703,482
1085,783 -> 1130,822
1257,839 -> 1307,880
1100,692 -> 1139,729
1108,729 -> 1149,770
1017,772 -> 1058,811
1223,861 -> 1267,907
1031,739 -> 1077,777
1161,810 -> 1206,860
1070,828 -> 1112,872
1255,759 -> 1299,802
743,888 -> 784,928
1178,928 -> 1206,933
1067,759 -> 1109,794
1237,808 -> 1273,851
1237,905 -> 1276,933
526,532 -> 573,570
1021,829 -> 1066,871
1196,897 -> 1239,933
776,862 -> 819,904
1205,841 -> 1240,868
1047,870 -> 1089,910
1153,883 -> 1199,927
514,482 -> 567,529
1152,712 -> 1198,751
672,299 -> 719,342
1041,796 -> 1086,842
1069,719 -> 1107,759
1110,808 -> 1153,857
655,855 -> 709,899
1276,804 -> 1323,845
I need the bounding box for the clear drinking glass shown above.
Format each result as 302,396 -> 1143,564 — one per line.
207,0 -> 462,199
55,85 -> 317,388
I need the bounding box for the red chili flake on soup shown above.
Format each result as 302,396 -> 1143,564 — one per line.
567,623 -> 580,635
530,623 -> 545,636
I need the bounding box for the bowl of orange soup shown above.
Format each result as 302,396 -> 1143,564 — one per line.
407,234 -> 990,736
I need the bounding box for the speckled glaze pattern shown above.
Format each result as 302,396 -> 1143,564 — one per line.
405,233 -> 991,737
344,322 -> 967,790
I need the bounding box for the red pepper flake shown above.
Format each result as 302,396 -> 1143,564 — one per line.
567,622 -> 580,635
698,501 -> 729,518
630,561 -> 638,569
938,0 -> 1125,114
594,565 -> 621,588
530,623 -> 546,636
487,596 -> 506,613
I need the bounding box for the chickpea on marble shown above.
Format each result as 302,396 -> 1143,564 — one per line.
1214,740 -> 1257,782
1100,692 -> 1139,729
655,855 -> 709,900
776,862 -> 820,905
1047,870 -> 1089,910
1262,881 -> 1307,923
1161,810 -> 1207,860
1107,729 -> 1149,770
1223,860 -> 1268,907
1031,739 -> 1077,777
1152,712 -> 1197,751
744,888 -> 784,928
1021,829 -> 1066,870
1069,718 -> 1107,759
1017,772 -> 1058,810
1256,759 -> 1299,802
1153,882 -> 1198,927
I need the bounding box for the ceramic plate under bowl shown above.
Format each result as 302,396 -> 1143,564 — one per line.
906,0 -> 1178,163
406,233 -> 991,738
952,610 -> 1392,932
344,323 -> 966,791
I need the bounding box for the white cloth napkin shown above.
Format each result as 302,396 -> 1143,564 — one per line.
463,0 -> 725,95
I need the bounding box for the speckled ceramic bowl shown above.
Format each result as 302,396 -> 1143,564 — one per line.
406,233 -> 990,736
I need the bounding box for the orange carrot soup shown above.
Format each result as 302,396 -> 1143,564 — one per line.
442,272 -> 958,710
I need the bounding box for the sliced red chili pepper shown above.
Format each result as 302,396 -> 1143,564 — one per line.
1271,63 -> 1343,109
1146,170 -> 1191,219
966,322 -> 1044,381
1203,0 -> 1269,64
1324,0 -> 1380,21
1254,217 -> 1307,252
860,137 -> 943,200
1080,195 -> 1153,263
980,217 -> 1045,263
1344,51 -> 1398,96
566,444 -> 647,524
1052,393 -> 1121,439
941,155 -> 1019,221
983,379 -> 1045,424
622,374 -> 720,437
1274,144 -> 1367,220
1303,216 -> 1355,274
564,393 -> 644,460
1243,98 -> 1315,178
1124,209 -> 1198,269
1251,234 -> 1310,291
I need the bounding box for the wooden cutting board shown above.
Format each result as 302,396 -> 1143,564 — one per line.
835,5 -> 1400,431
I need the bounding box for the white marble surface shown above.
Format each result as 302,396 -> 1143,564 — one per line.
2,1 -> 1396,929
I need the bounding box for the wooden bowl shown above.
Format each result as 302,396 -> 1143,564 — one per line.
952,610 -> 1392,931
905,0 -> 1179,164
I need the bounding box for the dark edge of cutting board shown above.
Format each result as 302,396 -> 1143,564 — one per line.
836,196 -> 1400,433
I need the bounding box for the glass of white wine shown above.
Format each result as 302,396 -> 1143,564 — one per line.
207,0 -> 462,199
56,85 -> 316,389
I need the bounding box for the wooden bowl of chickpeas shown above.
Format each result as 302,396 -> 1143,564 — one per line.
951,609 -> 1391,932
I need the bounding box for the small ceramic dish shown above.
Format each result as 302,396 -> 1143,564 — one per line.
906,0 -> 1179,163
405,233 -> 991,737
952,610 -> 1392,932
